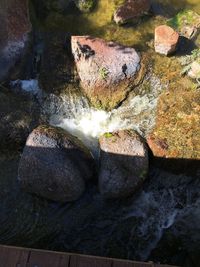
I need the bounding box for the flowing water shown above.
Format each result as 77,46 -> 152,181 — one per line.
1,0 -> 200,266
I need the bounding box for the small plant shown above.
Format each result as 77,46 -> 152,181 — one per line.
103,132 -> 114,138
99,67 -> 110,80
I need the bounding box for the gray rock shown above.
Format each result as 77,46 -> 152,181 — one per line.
18,125 -> 94,202
98,130 -> 148,199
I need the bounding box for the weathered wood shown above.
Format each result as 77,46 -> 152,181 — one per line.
0,245 -> 179,267
27,250 -> 70,267
70,254 -> 112,267
0,245 -> 29,267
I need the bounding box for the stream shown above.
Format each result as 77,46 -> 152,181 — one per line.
0,0 -> 200,266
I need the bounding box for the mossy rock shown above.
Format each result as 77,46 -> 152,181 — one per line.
167,10 -> 200,39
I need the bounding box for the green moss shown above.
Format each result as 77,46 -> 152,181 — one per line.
99,67 -> 109,80
167,10 -> 200,36
75,0 -> 95,13
103,132 -> 114,138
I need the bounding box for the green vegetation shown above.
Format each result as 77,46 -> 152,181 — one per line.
103,132 -> 114,138
99,67 -> 110,80
75,0 -> 95,13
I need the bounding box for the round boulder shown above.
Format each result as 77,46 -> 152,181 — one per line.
18,125 -> 94,202
98,130 -> 149,199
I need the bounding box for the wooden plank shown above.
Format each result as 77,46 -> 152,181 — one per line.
113,259 -> 153,267
0,246 -> 29,267
27,250 -> 70,267
70,254 -> 112,267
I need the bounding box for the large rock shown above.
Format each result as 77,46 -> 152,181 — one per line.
98,130 -> 148,199
154,25 -> 179,56
18,125 -> 94,202
113,0 -> 151,25
0,0 -> 31,80
71,36 -> 140,110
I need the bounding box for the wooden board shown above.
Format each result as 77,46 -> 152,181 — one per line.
0,245 -> 179,267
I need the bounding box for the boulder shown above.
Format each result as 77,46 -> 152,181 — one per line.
18,125 -> 94,202
71,36 -> 140,110
98,130 -> 149,199
154,25 -> 179,56
188,61 -> 200,80
0,0 -> 31,80
113,0 -> 151,25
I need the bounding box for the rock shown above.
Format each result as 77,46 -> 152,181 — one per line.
113,0 -> 151,25
0,0 -> 31,81
154,25 -> 179,56
98,130 -> 148,199
18,125 -> 94,202
188,61 -> 200,79
71,36 -> 140,110
167,10 -> 200,39
74,0 -> 95,13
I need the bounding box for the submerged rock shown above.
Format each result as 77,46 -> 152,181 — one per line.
18,125 -> 94,202
154,25 -> 179,56
98,130 -> 148,199
0,0 -> 31,81
71,36 -> 140,110
113,0 -> 151,25
167,10 -> 200,39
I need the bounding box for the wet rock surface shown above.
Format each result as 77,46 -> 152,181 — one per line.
18,125 -> 94,202
71,36 -> 140,110
0,0 -> 31,81
154,25 -> 179,55
113,0 -> 151,25
99,130 -> 148,199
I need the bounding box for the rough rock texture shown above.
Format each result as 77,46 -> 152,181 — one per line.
0,86 -> 39,152
0,0 -> 31,80
18,125 -> 94,202
71,36 -> 140,110
98,130 -> 148,199
147,87 -> 200,172
167,10 -> 200,39
154,25 -> 179,56
188,61 -> 200,79
113,0 -> 151,25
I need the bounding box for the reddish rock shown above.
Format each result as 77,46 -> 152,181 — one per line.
0,0 -> 31,80
71,36 -> 140,110
113,0 -> 151,25
99,130 -> 149,199
154,25 -> 179,55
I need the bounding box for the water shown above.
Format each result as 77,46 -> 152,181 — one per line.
1,0 -> 200,266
